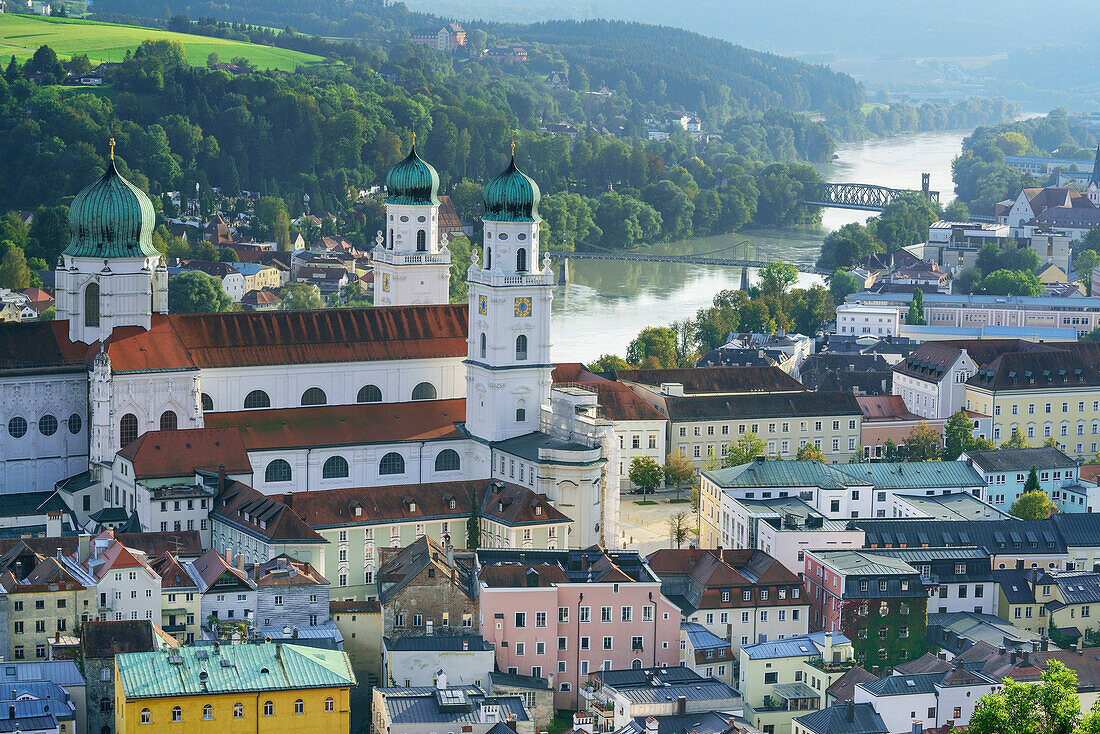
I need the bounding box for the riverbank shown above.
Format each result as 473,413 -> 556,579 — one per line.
550,128 -> 969,363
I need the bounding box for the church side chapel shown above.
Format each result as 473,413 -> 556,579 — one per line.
0,139 -> 620,553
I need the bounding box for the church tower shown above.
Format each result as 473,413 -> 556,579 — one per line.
55,140 -> 167,344
1088,145 -> 1100,208
373,141 -> 451,306
465,150 -> 554,442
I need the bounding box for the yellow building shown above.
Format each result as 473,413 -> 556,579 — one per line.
150,552 -> 202,644
238,264 -> 282,292
0,555 -> 96,661
114,643 -> 356,734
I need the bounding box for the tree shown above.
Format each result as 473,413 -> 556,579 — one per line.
1010,488 -> 1055,521
67,54 -> 93,77
818,222 -> 881,270
626,326 -> 679,368
942,410 -> 978,460
589,354 -> 631,372
903,422 -> 941,461
955,266 -> 984,294
796,443 -> 826,462
629,456 -> 663,498
664,452 -> 696,501
254,196 -> 291,250
167,271 -> 232,314
943,200 -> 970,221
759,261 -> 798,297
447,235 -> 473,303
278,282 -> 323,310
466,488 -> 480,550
0,247 -> 33,289
1024,465 -> 1041,493
1076,250 -> 1100,295
907,288 -> 926,325
449,180 -> 482,222
27,45 -> 65,84
721,432 -> 767,467
829,269 -> 862,305
207,52 -> 220,68
667,511 -> 691,548
28,205 -> 69,264
967,660 -> 1079,734
981,268 -> 1043,297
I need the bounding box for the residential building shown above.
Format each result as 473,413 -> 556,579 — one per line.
996,569 -> 1100,644
487,671 -> 554,732
371,679 -> 533,734
0,662 -> 85,734
740,632 -> 857,734
803,550 -> 930,667
646,548 -> 808,651
329,600 -> 382,718
858,519 -> 1067,572
376,535 -> 477,638
62,534 -> 161,624
114,643 -> 355,734
1050,513 -> 1100,571
252,554 -> 337,643
886,492 -> 1008,521
823,667 -> 877,706
792,703 -> 887,734
476,547 -> 680,709
169,261 -> 247,302
0,550 -> 96,662
926,611 -> 1049,657
834,304 -> 900,337
209,481 -> 327,571
382,636 -> 494,688
228,262 -> 281,293
289,480 -> 569,601
580,667 -> 740,733
148,552 -> 200,643
680,623 -> 736,684
891,342 -> 979,420
189,548 -> 255,636
853,548 -> 995,615
958,446 -> 1086,513
801,355 -> 893,397
409,23 -> 466,52
854,666 -> 1000,733
82,620 -> 172,734
888,262 -> 951,293
711,496 -> 865,576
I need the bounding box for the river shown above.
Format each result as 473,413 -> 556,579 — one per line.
549,128 -> 968,363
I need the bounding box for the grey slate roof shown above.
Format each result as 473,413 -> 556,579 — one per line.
618,680 -> 740,705
665,392 -> 861,421
858,673 -> 940,696
741,632 -> 850,661
1051,514 -> 1100,547
384,635 -> 492,652
591,666 -> 703,688
962,447 -> 1076,473
488,670 -> 550,691
0,661 -> 84,688
795,703 -> 887,734
382,688 -> 529,724
992,570 -> 1037,603
890,492 -> 1008,521
856,519 -> 1066,555
624,712 -> 741,734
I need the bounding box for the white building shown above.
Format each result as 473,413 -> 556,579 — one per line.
835,304 -> 899,337
62,533 -> 162,622
852,667 -> 998,733
891,342 -> 978,420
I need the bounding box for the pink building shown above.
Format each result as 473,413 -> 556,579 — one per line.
476,547 -> 681,709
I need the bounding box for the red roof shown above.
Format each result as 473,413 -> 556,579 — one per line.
203,399 -> 466,450
856,395 -> 920,421
117,427 -> 252,478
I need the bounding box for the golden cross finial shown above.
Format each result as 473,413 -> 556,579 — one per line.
411,131 -> 416,148
109,137 -> 116,160
511,139 -> 516,157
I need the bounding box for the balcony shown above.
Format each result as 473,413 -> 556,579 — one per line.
163,623 -> 188,634
805,656 -> 857,674
371,250 -> 451,266
467,269 -> 553,288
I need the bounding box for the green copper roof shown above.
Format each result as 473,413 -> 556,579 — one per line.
65,160 -> 158,259
116,643 -> 356,699
385,146 -> 440,206
482,156 -> 541,222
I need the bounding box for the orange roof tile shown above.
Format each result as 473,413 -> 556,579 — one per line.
117,427 -> 252,478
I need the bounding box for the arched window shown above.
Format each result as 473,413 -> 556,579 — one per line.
244,390 -> 271,409
67,413 -> 82,435
411,382 -> 436,401
388,228 -> 394,249
160,411 -> 177,431
201,393 -> 213,412
324,698 -> 334,713
171,707 -> 182,723
416,230 -> 427,252
301,387 -> 327,406
631,659 -> 643,669
516,248 -> 527,272
84,282 -> 100,328
480,333 -> 487,359
140,709 -> 151,725
486,247 -> 492,269
7,416 -> 26,439
265,460 -> 292,483
357,385 -> 382,403
435,449 -> 461,472
379,452 -> 405,476
263,701 -> 274,717
39,414 -> 58,436
294,699 -> 304,715
516,408 -> 526,422
322,456 -> 349,479
515,335 -> 528,361
203,705 -> 213,720
233,703 -> 244,719
119,414 -> 138,447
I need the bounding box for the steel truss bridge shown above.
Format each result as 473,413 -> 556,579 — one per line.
801,180 -> 939,212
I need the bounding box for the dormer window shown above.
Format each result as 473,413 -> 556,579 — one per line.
353,504 -> 363,517
535,505 -> 542,516
449,499 -> 456,510
409,501 -> 417,512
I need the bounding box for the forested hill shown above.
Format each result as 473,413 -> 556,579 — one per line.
512,20 -> 863,116
88,0 -> 864,120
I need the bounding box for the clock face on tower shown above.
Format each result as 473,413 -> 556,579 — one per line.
478,295 -> 487,314
514,297 -> 532,317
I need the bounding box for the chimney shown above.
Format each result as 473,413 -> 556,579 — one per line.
436,670 -> 448,690
1041,638 -> 1049,652
677,696 -> 686,716
8,705 -> 13,719
1077,638 -> 1084,655
462,639 -> 469,651
275,644 -> 281,660
1010,650 -> 1018,664
846,701 -> 855,723
646,718 -> 659,734
225,548 -> 233,566
1021,650 -> 1030,667
283,492 -> 293,509
218,464 -> 226,492
823,632 -> 833,663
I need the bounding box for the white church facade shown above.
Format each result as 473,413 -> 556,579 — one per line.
0,142 -> 620,550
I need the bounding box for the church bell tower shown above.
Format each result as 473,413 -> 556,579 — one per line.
465,149 -> 554,442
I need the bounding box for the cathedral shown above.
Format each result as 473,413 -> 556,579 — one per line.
0,143 -> 621,550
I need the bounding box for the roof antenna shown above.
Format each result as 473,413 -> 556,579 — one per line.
109,137 -> 116,160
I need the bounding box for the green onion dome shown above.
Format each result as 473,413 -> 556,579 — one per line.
482,156 -> 541,222
385,145 -> 440,206
65,158 -> 159,259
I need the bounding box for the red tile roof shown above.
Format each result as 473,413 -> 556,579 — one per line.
551,363 -> 608,384
203,400 -> 465,450
612,366 -> 806,394
150,552 -> 199,589
117,427 -> 252,479
212,482 -> 324,543
856,395 -> 920,421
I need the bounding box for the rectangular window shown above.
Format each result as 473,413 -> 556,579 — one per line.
601,606 -> 612,622
580,607 -> 591,623
559,607 -> 569,623
515,612 -> 526,628
603,636 -> 613,650
621,606 -> 633,622
535,612 -> 547,627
